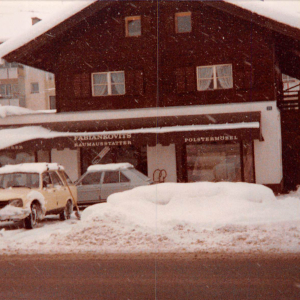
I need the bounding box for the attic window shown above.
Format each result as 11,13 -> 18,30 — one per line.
125,16 -> 141,37
175,12 -> 192,33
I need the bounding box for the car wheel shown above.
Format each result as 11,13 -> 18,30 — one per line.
60,200 -> 73,221
24,203 -> 39,229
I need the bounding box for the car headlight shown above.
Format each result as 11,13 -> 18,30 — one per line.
9,198 -> 23,207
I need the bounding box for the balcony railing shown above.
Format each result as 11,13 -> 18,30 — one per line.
278,84 -> 300,111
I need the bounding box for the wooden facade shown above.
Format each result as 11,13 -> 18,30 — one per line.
50,1 -> 277,112
4,1 -> 300,191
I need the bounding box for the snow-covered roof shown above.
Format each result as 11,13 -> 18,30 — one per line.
0,163 -> 64,174
0,1 -> 300,60
0,121 -> 260,151
0,0 -> 96,59
87,163 -> 134,172
225,1 -> 300,30
0,1 -> 75,42
0,106 -> 55,118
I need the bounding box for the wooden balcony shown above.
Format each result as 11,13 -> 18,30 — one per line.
278,84 -> 300,111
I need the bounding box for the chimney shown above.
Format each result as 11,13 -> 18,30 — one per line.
31,17 -> 41,25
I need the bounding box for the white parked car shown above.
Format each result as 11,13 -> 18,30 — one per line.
76,163 -> 153,206
0,163 -> 77,229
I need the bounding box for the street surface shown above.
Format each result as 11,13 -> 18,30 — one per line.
0,253 -> 299,299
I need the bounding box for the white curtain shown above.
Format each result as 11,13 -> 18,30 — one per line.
111,72 -> 125,95
216,65 -> 233,89
93,73 -> 107,96
198,67 -> 213,90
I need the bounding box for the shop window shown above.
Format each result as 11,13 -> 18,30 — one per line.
197,64 -> 233,91
186,142 -> 254,183
186,143 -> 241,182
31,82 -> 39,94
242,141 -> 255,183
92,71 -> 125,96
175,12 -> 192,33
125,16 -> 141,37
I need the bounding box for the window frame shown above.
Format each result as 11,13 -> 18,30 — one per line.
125,16 -> 141,37
30,82 -> 39,94
196,64 -> 233,91
92,71 -> 125,96
175,12 -> 192,33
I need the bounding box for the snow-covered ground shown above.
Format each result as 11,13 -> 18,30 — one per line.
0,182 -> 299,255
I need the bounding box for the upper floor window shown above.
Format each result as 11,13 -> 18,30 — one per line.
92,71 -> 125,96
0,84 -> 11,96
197,64 -> 233,91
31,82 -> 39,93
175,12 -> 192,33
125,16 -> 141,37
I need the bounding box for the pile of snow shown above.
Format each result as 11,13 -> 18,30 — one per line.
0,106 -> 40,118
83,182 -> 279,227
0,182 -> 300,254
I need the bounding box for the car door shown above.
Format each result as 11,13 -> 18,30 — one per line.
49,171 -> 69,209
76,171 -> 102,205
100,171 -> 131,200
40,172 -> 57,212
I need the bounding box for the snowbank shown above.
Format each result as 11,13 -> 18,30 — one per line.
82,182 -> 282,228
1,182 -> 300,255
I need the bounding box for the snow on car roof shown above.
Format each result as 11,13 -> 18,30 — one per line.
0,163 -> 64,174
87,163 -> 134,172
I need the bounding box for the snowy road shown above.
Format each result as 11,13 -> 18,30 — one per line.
1,253 -> 300,300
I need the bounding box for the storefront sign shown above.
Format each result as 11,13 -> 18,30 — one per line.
185,135 -> 239,143
73,134 -> 132,147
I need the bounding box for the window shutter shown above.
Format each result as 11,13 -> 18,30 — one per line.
73,73 -> 91,97
135,70 -> 144,95
81,73 -> 90,97
175,68 -> 186,93
243,63 -> 253,89
142,16 -> 151,35
185,67 -> 196,92
125,70 -> 144,95
125,70 -> 135,95
73,74 -> 82,97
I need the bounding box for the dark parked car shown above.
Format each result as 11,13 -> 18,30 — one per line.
76,163 -> 153,206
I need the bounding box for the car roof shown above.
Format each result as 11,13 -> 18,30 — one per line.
87,163 -> 134,172
0,163 -> 64,174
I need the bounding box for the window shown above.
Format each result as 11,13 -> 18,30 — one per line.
31,82 -> 39,93
50,172 -> 64,187
125,16 -> 141,37
175,12 -> 192,33
0,84 -> 11,96
197,64 -> 233,91
49,96 -> 56,110
103,171 -> 120,184
92,71 -> 125,96
81,172 -> 102,185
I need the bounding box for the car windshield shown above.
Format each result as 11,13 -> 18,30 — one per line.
0,172 -> 40,189
130,169 -> 153,182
